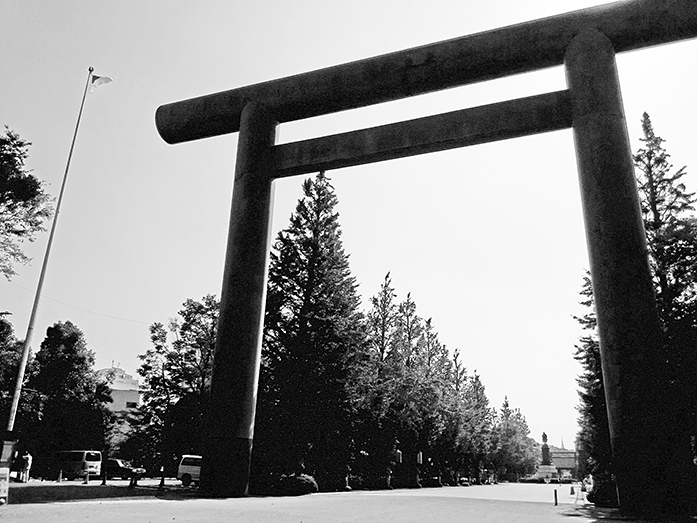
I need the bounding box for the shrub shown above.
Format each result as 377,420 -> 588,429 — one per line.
277,473 -> 319,496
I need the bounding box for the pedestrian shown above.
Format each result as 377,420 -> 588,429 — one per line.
20,451 -> 32,483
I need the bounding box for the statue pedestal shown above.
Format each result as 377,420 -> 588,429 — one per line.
536,465 -> 557,482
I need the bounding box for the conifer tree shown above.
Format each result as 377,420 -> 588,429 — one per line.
255,172 -> 365,490
573,274 -> 611,479
634,112 -> 697,317
575,113 -> 697,503
633,114 -> 697,500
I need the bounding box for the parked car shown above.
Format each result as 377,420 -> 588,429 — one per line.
104,458 -> 146,480
177,455 -> 201,487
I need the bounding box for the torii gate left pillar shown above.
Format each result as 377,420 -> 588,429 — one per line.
197,103 -> 277,497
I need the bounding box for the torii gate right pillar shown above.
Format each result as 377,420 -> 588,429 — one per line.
566,29 -> 689,515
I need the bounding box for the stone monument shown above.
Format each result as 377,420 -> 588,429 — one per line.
536,432 -> 556,482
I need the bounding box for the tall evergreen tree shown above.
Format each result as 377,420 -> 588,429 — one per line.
633,113 -> 697,504
255,172 -> 365,490
634,112 -> 697,317
573,273 -> 611,480
575,113 -> 697,507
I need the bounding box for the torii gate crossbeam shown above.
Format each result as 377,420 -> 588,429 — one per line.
156,0 -> 697,515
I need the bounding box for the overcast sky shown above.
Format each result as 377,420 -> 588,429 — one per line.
2,1 -> 696,450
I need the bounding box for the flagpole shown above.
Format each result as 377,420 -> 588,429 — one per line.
6,66 -> 94,432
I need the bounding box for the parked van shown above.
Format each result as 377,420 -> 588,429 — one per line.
55,450 -> 102,480
177,454 -> 201,487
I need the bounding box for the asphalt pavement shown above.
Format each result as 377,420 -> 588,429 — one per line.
0,480 -> 654,523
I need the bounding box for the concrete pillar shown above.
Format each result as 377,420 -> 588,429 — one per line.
200,102 -> 277,497
565,30 -> 672,515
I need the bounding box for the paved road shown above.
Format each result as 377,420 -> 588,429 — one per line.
0,481 -> 627,523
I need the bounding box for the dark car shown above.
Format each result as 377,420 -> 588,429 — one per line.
104,458 -> 146,480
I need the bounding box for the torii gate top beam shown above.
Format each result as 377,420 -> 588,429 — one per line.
156,0 -> 697,145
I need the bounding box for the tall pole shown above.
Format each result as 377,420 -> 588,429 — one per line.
6,67 -> 94,432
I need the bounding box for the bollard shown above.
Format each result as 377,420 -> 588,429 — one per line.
554,489 -> 558,506
56,470 -> 62,482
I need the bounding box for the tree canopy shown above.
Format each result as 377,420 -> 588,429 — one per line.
122,295 -> 219,473
22,321 -> 113,456
0,127 -> 53,279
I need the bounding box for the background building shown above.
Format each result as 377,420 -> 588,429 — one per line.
97,366 -> 140,412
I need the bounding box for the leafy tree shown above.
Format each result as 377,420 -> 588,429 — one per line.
0,315 -> 40,431
350,275 -> 497,487
0,315 -> 22,405
455,371 -> 495,479
430,352 -> 495,485
126,295 -> 218,472
255,172 -> 366,491
490,397 -> 536,480
346,273 -> 401,487
0,127 -> 53,279
386,300 -> 447,486
24,321 -> 113,455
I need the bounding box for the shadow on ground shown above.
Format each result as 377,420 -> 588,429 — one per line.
562,504 -> 697,522
8,482 -> 198,504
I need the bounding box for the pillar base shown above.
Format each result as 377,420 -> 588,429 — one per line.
200,437 -> 253,498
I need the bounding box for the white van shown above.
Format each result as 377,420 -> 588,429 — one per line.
177,454 -> 201,486
56,450 -> 102,480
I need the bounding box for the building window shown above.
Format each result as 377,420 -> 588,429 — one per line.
126,402 -> 138,409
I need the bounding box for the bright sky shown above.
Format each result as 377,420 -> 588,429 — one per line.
2,1 -> 696,451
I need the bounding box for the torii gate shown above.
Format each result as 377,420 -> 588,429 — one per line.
156,0 -> 697,514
